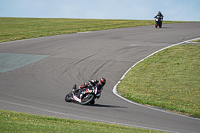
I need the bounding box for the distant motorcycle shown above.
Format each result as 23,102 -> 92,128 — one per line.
65,86 -> 102,105
155,16 -> 163,28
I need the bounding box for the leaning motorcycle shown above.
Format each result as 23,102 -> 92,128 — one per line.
65,86 -> 102,105
155,16 -> 163,28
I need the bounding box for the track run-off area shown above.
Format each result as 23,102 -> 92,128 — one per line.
0,23 -> 200,133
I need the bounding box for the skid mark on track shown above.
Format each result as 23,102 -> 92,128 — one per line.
73,53 -> 99,66
90,60 -> 109,79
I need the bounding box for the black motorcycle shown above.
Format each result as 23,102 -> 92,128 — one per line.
65,86 -> 102,105
155,16 -> 163,28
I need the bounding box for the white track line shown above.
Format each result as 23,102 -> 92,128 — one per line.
113,37 -> 200,120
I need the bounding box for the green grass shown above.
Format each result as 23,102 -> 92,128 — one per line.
0,110 -> 163,133
118,44 -> 200,117
0,17 -> 186,43
193,39 -> 200,42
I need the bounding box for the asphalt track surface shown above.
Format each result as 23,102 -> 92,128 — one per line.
0,23 -> 200,133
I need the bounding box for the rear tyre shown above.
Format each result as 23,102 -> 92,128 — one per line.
159,21 -> 162,28
90,100 -> 95,105
81,94 -> 95,105
65,92 -> 72,102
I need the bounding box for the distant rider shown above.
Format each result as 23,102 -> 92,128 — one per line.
154,11 -> 164,27
72,77 -> 106,100
154,11 -> 164,18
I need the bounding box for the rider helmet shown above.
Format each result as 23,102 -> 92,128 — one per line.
99,77 -> 106,86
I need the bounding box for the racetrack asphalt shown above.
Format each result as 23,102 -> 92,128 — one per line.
0,23 -> 200,133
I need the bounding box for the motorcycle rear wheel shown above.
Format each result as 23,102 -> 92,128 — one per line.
65,92 -> 72,102
81,94 -> 95,105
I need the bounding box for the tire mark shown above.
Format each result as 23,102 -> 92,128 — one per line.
90,60 -> 109,79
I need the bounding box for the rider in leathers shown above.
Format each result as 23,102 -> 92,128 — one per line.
154,11 -> 164,27
154,11 -> 164,18
72,77 -> 106,102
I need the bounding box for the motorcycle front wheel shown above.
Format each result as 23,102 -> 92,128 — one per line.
81,94 -> 95,105
65,91 -> 73,102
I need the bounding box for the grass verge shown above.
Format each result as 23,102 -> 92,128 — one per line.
192,39 -> 200,42
118,44 -> 200,117
0,17 -> 187,43
0,109 -> 163,133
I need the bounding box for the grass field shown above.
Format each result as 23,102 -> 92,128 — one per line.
118,44 -> 200,117
0,17 -> 186,43
0,110 -> 163,133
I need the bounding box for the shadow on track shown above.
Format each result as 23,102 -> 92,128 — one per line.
68,101 -> 127,108
161,27 -> 172,29
89,104 -> 127,108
